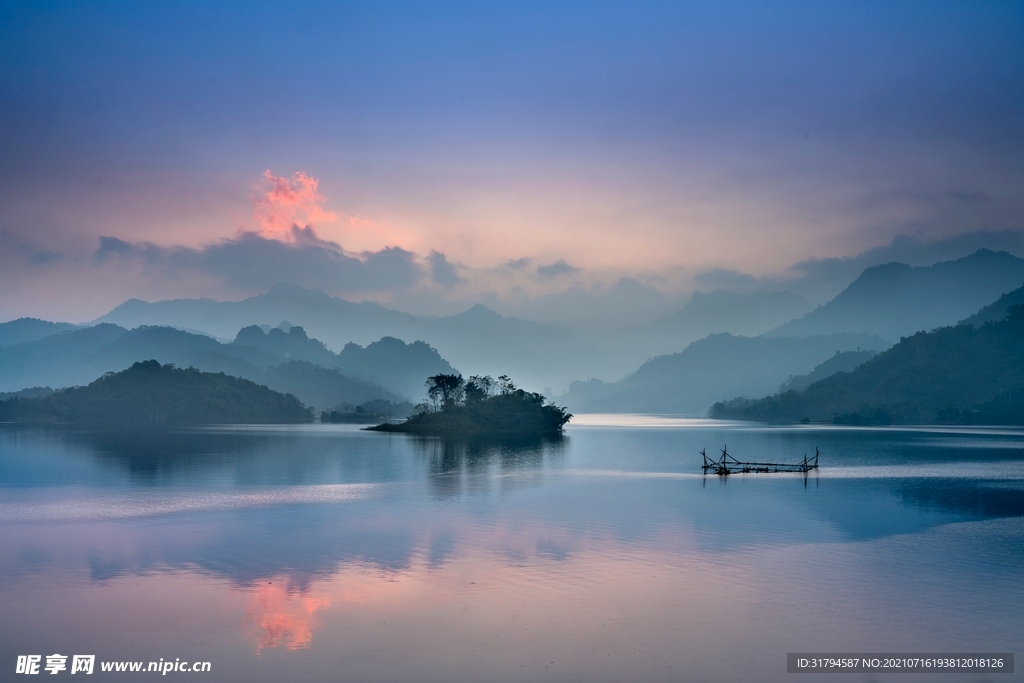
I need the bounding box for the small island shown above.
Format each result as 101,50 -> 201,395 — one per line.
0,360 -> 314,425
367,374 -> 571,436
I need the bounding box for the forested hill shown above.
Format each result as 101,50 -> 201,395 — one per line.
0,361 -> 313,425
711,306 -> 1024,425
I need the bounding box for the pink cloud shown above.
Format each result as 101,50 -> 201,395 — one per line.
252,171 -> 338,241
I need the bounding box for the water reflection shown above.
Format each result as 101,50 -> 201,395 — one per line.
244,578 -> 331,653
410,434 -> 565,498
0,423 -> 1022,680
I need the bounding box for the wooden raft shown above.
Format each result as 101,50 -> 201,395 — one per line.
701,446 -> 819,476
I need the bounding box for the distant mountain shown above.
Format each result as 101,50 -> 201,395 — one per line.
234,325 -> 454,399
0,360 -> 313,424
0,318 -> 77,347
0,324 -> 435,410
959,283 -> 1024,327
95,282 -> 421,343
620,290 -> 811,357
559,332 -> 885,415
767,250 -> 1024,342
262,361 -> 405,411
711,306 -> 1024,425
95,285 -> 609,392
778,349 -> 878,393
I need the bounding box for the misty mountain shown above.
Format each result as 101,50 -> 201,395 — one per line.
711,305 -> 1024,425
559,332 -> 885,415
0,360 -> 313,425
262,361 -> 406,411
0,325 -> 428,410
767,249 -> 1024,342
97,283 -> 422,344
778,349 -> 878,393
96,285 -> 612,392
234,325 -> 455,399
619,289 -> 811,358
0,318 -> 77,347
959,283 -> 1024,327
492,277 -> 684,331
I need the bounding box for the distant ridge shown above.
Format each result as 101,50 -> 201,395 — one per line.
712,298 -> 1024,425
767,249 -> 1024,342
0,360 -> 314,425
0,318 -> 77,347
559,331 -> 886,415
960,283 -> 1024,327
0,324 -> 449,410
92,284 -> 608,391
618,289 -> 812,358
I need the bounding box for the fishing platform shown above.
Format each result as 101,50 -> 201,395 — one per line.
701,446 -> 819,476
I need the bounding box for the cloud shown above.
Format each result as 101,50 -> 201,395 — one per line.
536,259 -> 579,279
96,227 -> 422,293
693,268 -> 761,292
28,250 -> 62,266
428,251 -> 461,287
505,258 -> 532,270
252,171 -> 338,241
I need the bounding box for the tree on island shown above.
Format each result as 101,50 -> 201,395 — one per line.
369,373 -> 571,436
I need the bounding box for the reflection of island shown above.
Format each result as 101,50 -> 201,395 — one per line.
368,374 -> 571,436
0,360 -> 313,425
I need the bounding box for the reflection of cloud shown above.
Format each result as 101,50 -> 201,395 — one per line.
245,578 -> 331,653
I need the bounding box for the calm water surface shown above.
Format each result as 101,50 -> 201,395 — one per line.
1,416 -> 1022,682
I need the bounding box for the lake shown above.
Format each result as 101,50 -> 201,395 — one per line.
1,416 -> 1022,681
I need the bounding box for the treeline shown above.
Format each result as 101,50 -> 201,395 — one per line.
711,306 -> 1024,425
369,374 -> 571,435
0,360 -> 313,425
320,398 -> 414,423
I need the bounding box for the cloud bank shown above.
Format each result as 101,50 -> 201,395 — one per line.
96,228 -> 422,293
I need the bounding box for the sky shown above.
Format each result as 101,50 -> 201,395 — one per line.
1,0 -> 1023,322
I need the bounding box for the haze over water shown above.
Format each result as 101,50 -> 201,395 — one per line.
1,418 -> 1021,682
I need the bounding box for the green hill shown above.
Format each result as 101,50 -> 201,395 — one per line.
710,306 -> 1024,425
0,360 -> 313,425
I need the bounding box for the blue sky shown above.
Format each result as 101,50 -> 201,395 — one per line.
1,0 -> 1022,319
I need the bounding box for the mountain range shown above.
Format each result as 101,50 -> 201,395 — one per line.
711,303 -> 1024,425
559,332 -> 885,415
4,248 -> 1023,418
0,324 -> 454,412
768,249 -> 1024,342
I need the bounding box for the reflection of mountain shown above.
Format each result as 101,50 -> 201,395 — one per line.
768,250 -> 1024,342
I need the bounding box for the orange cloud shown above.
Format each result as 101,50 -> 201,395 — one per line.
244,578 -> 331,653
252,171 -> 338,241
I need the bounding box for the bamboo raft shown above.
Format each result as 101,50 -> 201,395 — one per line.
701,446 -> 819,476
